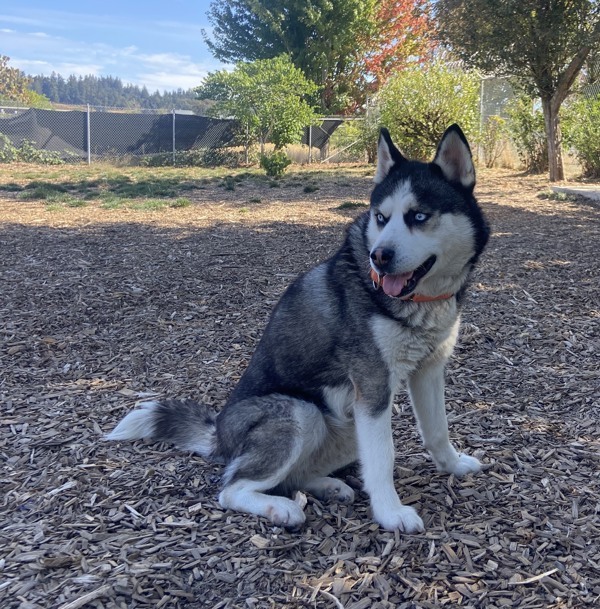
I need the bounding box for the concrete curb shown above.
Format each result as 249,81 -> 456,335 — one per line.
551,186 -> 600,201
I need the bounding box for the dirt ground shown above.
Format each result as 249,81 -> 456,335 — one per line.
1,165 -> 599,609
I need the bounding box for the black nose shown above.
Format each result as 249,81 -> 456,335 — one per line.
370,247 -> 394,270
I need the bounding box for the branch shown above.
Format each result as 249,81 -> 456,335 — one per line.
553,18 -> 600,108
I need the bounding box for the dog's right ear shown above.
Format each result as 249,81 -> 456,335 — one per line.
374,128 -> 405,184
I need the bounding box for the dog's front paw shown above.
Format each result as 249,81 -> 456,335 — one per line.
373,505 -> 425,533
450,453 -> 481,477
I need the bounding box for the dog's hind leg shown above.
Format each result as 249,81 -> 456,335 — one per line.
219,475 -> 307,528
408,356 -> 481,476
216,394 -> 327,528
304,476 -> 355,504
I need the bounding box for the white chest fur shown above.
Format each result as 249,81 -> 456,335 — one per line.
370,307 -> 459,390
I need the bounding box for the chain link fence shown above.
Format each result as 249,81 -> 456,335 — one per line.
0,103 -> 345,166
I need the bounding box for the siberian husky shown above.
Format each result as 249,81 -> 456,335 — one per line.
108,125 -> 490,532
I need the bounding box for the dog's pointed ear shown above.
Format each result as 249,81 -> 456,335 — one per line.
374,128 -> 405,184
433,124 -> 475,190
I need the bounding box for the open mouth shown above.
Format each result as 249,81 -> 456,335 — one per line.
372,255 -> 436,298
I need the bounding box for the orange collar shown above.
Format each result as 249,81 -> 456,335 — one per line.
369,268 -> 454,303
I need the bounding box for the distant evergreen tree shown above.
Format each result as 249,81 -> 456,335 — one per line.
28,73 -> 201,111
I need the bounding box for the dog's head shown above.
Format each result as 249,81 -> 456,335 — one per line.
366,125 -> 489,300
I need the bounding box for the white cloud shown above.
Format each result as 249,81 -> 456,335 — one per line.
1,10 -> 224,93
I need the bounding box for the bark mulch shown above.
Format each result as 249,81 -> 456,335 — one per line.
1,168 -> 598,609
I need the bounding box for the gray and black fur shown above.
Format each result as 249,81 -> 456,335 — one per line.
108,124 -> 490,531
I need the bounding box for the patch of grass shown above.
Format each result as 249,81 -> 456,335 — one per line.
269,180 -> 281,188
83,190 -> 102,200
65,199 -> 89,208
24,190 -> 86,208
24,181 -> 68,192
100,195 -> 126,209
0,183 -> 22,191
129,199 -> 169,211
17,190 -> 40,201
18,182 -> 70,201
169,197 -> 191,208
221,176 -> 237,191
537,189 -> 578,202
114,181 -> 178,198
303,184 -> 320,193
18,187 -> 54,201
336,200 -> 367,210
248,197 -> 262,204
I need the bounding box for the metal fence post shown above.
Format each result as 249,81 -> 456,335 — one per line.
172,109 -> 176,166
86,104 -> 91,165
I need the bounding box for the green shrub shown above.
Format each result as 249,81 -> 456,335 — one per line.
378,62 -> 480,160
259,151 -> 291,177
0,134 -> 17,162
0,134 -> 65,165
505,96 -> 548,173
562,95 -> 600,178
480,115 -> 508,168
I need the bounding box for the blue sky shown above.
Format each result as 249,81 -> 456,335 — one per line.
1,1 -> 227,92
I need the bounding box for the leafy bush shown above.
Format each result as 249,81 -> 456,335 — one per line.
0,134 -> 17,162
328,110 -> 381,163
480,115 -> 508,168
0,134 -> 64,165
562,95 -> 600,178
260,151 -> 291,177
505,96 -> 548,173
378,62 -> 480,159
196,55 -> 318,153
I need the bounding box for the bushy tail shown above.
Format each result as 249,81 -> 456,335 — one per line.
106,399 -> 217,459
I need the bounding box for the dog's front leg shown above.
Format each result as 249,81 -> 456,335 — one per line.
354,403 -> 424,532
408,358 -> 481,476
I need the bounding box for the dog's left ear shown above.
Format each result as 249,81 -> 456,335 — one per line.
374,128 -> 405,184
433,124 -> 475,190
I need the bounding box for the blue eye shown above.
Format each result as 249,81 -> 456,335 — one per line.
375,212 -> 387,224
415,212 -> 428,223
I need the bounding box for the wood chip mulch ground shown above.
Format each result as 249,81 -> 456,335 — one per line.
1,167 -> 599,609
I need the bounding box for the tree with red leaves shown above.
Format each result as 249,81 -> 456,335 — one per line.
361,0 -> 434,90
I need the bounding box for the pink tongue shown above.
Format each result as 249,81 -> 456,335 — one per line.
382,272 -> 414,297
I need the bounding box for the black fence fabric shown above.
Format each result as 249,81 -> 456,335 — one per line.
0,108 -> 86,157
0,107 -> 344,162
302,119 -> 343,149
0,108 -> 237,159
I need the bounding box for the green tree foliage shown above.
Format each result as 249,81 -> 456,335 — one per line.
0,56 -> 32,103
195,55 -> 318,153
204,0 -> 377,113
378,62 -> 480,159
435,0 -> 600,181
505,96 -> 548,173
562,94 -> 600,177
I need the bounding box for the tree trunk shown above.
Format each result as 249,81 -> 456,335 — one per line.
541,96 -> 564,182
